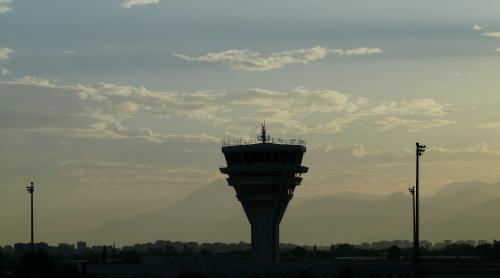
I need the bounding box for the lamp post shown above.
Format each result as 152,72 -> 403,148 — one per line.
408,186 -> 416,276
415,143 -> 426,277
26,181 -> 35,254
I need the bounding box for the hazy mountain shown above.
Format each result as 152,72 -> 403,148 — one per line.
444,197 -> 500,240
90,181 -> 249,244
433,180 -> 500,199
90,180 -> 500,245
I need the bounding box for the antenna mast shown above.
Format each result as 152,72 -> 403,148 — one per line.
260,122 -> 267,143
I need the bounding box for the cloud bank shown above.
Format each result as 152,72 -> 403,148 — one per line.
174,47 -> 382,71
0,77 -> 453,145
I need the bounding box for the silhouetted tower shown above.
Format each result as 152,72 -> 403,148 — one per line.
26,181 -> 35,253
220,124 -> 308,264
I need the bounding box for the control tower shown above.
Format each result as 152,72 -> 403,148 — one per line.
220,124 -> 308,264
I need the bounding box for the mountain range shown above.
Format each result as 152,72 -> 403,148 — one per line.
89,180 -> 500,245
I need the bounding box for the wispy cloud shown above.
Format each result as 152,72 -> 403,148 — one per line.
351,144 -> 368,157
0,0 -> 12,14
0,48 -> 13,61
473,25 -> 483,31
174,46 -> 382,71
473,26 -> 500,52
431,142 -> 500,156
0,68 -> 10,76
0,48 -> 12,75
374,117 -> 454,132
478,117 -> 500,129
480,32 -> 500,39
121,0 -> 159,8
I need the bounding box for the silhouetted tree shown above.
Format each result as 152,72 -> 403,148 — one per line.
387,245 -> 402,259
475,244 -> 493,258
333,244 -> 356,257
493,240 -> 500,258
101,246 -> 107,263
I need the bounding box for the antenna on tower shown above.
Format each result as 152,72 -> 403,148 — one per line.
260,121 -> 267,143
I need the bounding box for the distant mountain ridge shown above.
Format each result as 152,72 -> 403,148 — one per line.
89,180 -> 500,245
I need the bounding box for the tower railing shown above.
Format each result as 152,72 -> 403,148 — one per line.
222,137 -> 306,147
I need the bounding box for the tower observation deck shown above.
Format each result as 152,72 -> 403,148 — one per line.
219,124 -> 308,264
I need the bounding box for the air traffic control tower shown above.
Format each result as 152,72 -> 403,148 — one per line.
220,125 -> 308,264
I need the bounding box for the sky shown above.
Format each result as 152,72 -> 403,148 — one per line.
1,0 -> 500,245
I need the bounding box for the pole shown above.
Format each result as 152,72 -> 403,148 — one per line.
26,181 -> 35,278
415,144 -> 419,277
31,186 -> 34,253
414,143 -> 426,277
412,191 -> 416,253
26,182 -> 35,253
408,186 -> 416,277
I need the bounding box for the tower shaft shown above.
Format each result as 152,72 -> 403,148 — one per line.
237,182 -> 291,263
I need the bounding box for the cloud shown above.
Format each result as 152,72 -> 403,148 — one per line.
478,117 -> 500,129
0,48 -> 12,75
430,142 -> 500,156
480,32 -> 500,39
374,117 -> 454,132
0,68 -> 10,76
0,48 -> 13,61
363,98 -> 448,118
311,141 -> 334,152
473,28 -> 500,53
174,46 -> 382,71
351,144 -> 368,157
0,0 -> 12,14
121,0 -> 159,8
339,47 -> 382,56
0,77 -> 454,145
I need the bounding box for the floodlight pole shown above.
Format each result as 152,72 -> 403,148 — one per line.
408,186 -> 416,276
415,142 -> 425,277
26,181 -> 35,254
